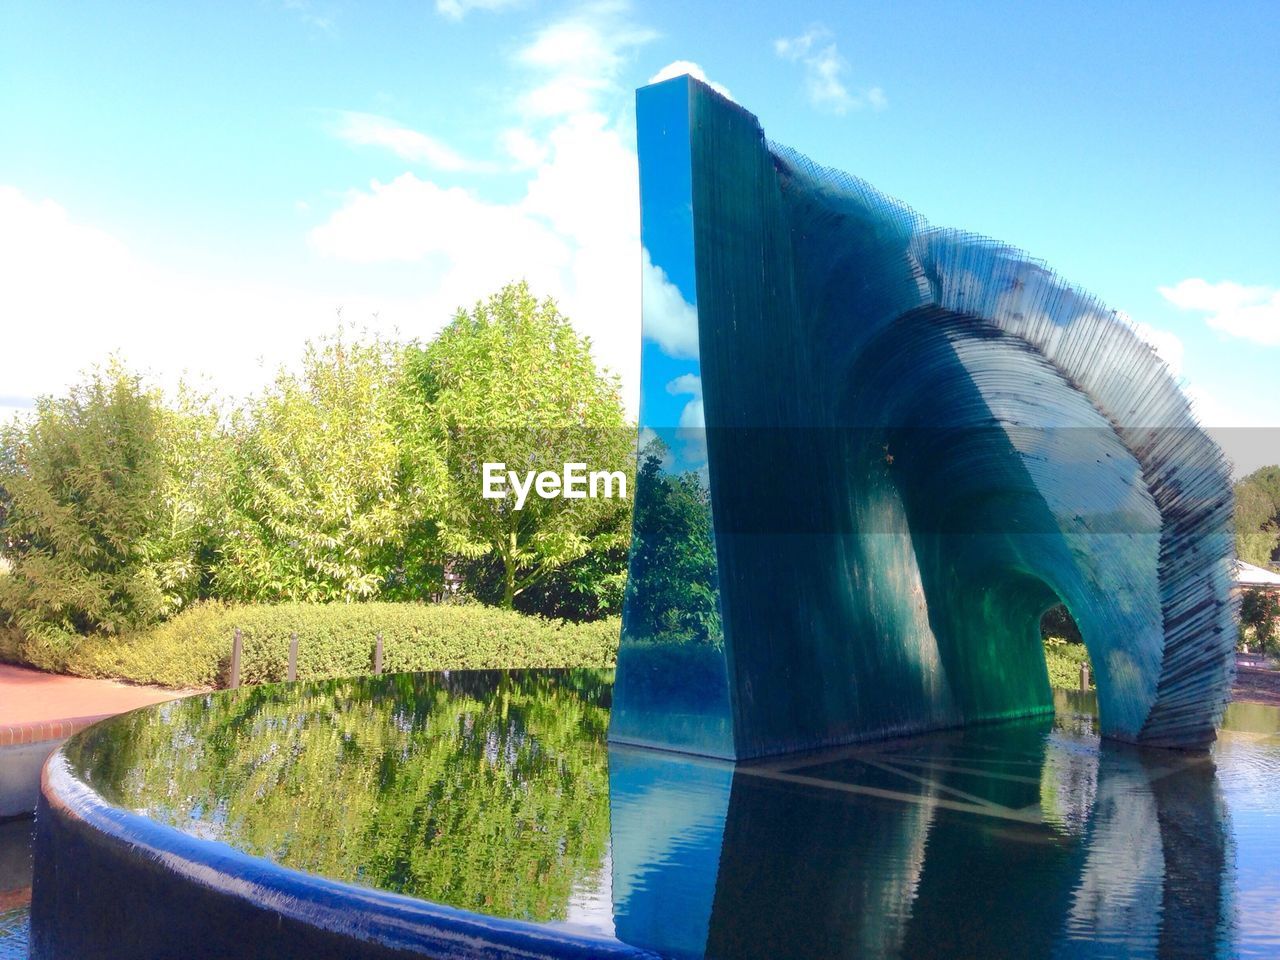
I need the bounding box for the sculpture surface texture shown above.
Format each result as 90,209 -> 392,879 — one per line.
611,76 -> 1236,760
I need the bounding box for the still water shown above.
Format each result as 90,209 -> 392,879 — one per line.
0,818 -> 32,960
7,672 -> 1280,958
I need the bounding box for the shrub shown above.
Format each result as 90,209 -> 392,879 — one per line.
1043,636 -> 1093,690
0,624 -> 22,664
214,333 -> 441,603
69,601 -> 621,688
0,364 -> 228,666
1240,587 -> 1280,655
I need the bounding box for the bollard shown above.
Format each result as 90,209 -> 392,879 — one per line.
374,633 -> 384,675
230,628 -> 242,689
288,632 -> 298,683
1080,660 -> 1090,691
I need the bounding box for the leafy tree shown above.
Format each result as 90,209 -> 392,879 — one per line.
214,332 -> 441,603
460,507 -> 631,620
404,282 -> 631,609
623,443 -> 721,645
0,362 -> 226,664
1229,466 -> 1280,651
1240,588 -> 1280,655
1235,466 -> 1280,568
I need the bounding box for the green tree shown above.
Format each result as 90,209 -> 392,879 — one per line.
1240,588 -> 1280,655
623,443 -> 722,645
0,362 -> 225,664
460,507 -> 631,620
214,331 -> 441,603
404,282 -> 632,609
1235,466 -> 1280,568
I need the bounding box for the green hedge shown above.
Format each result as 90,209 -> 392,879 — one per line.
68,602 -> 621,689
1043,636 -> 1093,690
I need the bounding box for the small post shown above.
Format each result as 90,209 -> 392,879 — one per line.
1080,660 -> 1090,691
374,633 -> 384,675
230,628 -> 242,689
287,632 -> 298,683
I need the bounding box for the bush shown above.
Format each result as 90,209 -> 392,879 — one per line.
68,601 -> 621,688
1043,636 -> 1093,690
0,363 -> 227,665
1240,587 -> 1280,655
0,624 -> 22,664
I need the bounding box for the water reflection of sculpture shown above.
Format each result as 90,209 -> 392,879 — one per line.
610,716 -> 1236,960
39,671 -> 1240,959
613,76 -> 1236,761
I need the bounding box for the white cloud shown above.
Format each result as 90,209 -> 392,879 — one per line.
303,5 -> 664,417
1158,278 -> 1280,346
665,373 -> 702,399
500,127 -> 549,169
1120,309 -> 1278,475
0,186 -> 430,412
647,60 -> 733,100
774,26 -> 885,114
514,5 -> 657,119
332,111 -> 491,173
3,4 -> 663,427
1184,385 -> 1280,478
641,248 -> 699,359
435,0 -> 520,21
521,113 -> 638,244
308,173 -> 571,270
1130,320 -> 1185,377
665,373 -> 706,465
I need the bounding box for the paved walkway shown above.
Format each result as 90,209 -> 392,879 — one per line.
0,664 -> 183,744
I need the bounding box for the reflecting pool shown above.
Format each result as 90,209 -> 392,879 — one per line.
21,673 -> 1280,957
0,818 -> 32,960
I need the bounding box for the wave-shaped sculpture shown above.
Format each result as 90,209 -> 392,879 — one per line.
611,75 -> 1236,760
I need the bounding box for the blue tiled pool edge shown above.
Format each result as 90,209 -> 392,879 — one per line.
30,753 -> 657,960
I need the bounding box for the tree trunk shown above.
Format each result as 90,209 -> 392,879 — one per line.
501,553 -> 516,610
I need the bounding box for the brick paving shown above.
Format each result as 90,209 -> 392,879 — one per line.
0,664 -> 184,745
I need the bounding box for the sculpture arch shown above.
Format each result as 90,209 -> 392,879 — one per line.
611,76 -> 1235,760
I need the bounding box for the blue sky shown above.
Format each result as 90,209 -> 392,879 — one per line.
1,0 -> 1276,472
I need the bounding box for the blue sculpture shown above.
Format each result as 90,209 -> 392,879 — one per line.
611,76 -> 1236,760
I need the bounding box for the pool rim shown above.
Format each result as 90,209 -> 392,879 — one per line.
31,699 -> 656,960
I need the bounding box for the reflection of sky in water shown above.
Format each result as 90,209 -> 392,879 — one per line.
1217,730 -> 1280,957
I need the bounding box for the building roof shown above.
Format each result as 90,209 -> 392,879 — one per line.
1234,559 -> 1280,589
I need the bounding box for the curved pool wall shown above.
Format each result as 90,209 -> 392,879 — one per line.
29,672 -> 1276,959
31,758 -> 652,960
29,673 -> 652,960
613,76 -> 1235,760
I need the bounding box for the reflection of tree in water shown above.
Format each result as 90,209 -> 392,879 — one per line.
68,671 -> 613,923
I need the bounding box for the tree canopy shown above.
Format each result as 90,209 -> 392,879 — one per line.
0,283 -> 635,665
1235,466 -> 1280,568
403,282 -> 632,609
0,362 -> 221,661
214,332 -> 440,603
